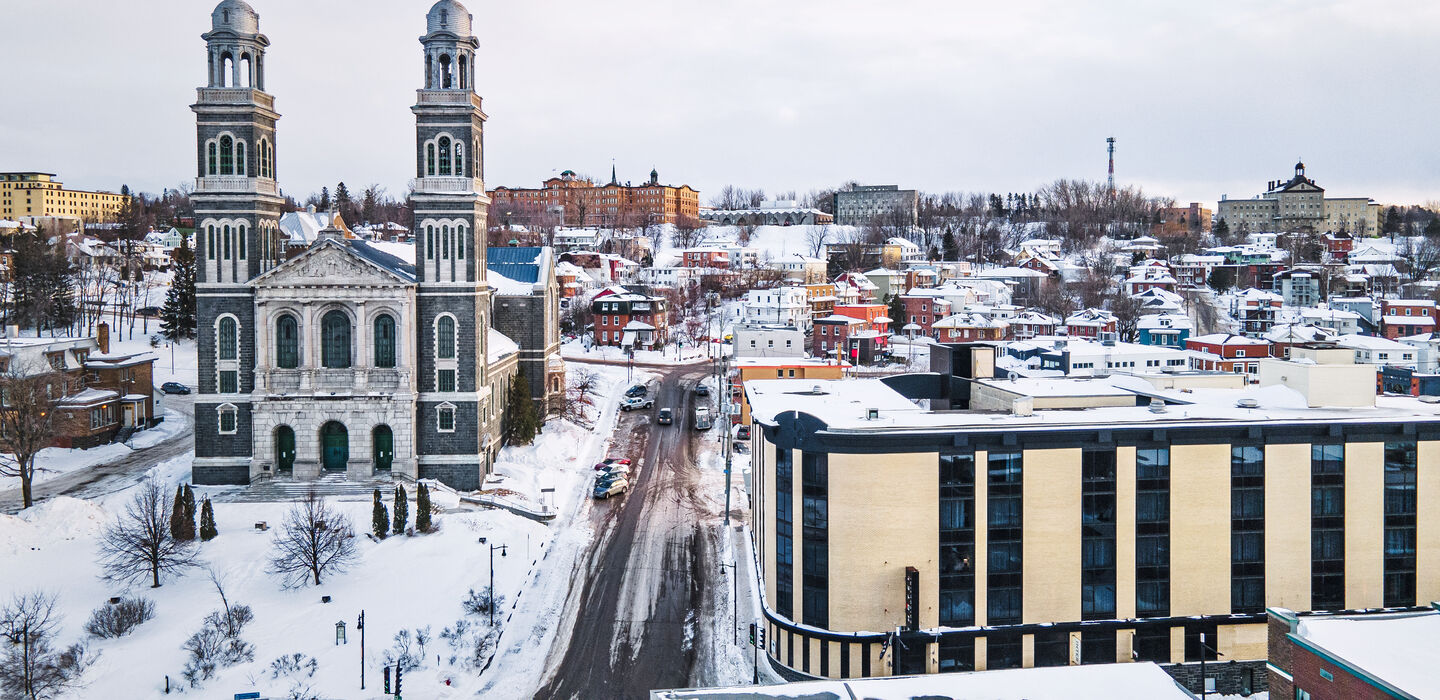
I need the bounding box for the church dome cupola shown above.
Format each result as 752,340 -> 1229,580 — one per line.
211,0 -> 260,36
427,0 -> 473,37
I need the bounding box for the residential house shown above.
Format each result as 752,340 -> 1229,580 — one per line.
811,315 -> 864,359
1171,253 -> 1225,288
862,268 -> 909,301
775,255 -> 828,285
590,286 -> 669,348
742,287 -> 810,331
1009,311 -> 1059,340
833,272 -> 879,303
1295,307 -> 1362,335
1233,288 -> 1283,337
732,325 -> 806,360
1333,333 -> 1417,368
1186,333 -> 1272,375
1063,308 -> 1117,340
932,313 -> 1007,342
804,283 -> 838,319
681,246 -> 731,269
1265,324 -> 1337,359
1136,313 -> 1193,348
1273,268 -> 1322,307
1379,298 -> 1436,340
900,294 -> 951,338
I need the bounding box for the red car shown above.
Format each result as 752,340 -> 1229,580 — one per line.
593,458 -> 632,470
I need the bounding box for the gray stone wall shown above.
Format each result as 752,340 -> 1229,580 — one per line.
192,462 -> 250,486
418,461 -> 483,491
416,400 -> 480,455
1163,660 -> 1267,697
194,401 -> 252,458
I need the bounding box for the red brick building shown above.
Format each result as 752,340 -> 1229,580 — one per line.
900,295 -> 951,338
489,169 -> 700,228
681,247 -> 731,269
0,331 -> 158,449
812,315 -> 864,359
1268,607 -> 1439,700
1379,299 -> 1436,339
590,286 -> 669,349
1064,309 -> 1117,339
1185,333 -> 1272,374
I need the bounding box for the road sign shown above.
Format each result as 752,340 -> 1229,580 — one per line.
235,694 -> 261,700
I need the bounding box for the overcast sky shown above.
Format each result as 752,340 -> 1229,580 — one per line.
3,0 -> 1437,207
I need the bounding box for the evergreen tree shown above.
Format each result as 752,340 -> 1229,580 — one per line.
334,182 -> 354,222
1213,218 -> 1230,242
161,235 -> 197,340
941,229 -> 960,262
372,488 -> 389,539
10,229 -> 77,334
179,484 -> 197,541
1425,218 -> 1440,240
392,484 -> 408,535
319,186 -> 332,211
199,497 -> 218,541
169,484 -> 188,541
505,371 -> 540,446
415,483 -> 432,534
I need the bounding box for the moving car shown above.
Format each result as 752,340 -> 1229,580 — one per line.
694,406 -> 713,430
620,396 -> 654,411
161,382 -> 191,395
593,478 -> 629,499
625,384 -> 648,398
657,408 -> 673,425
694,384 -> 710,397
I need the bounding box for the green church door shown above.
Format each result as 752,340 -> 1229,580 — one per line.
372,425 -> 393,472
321,422 -> 348,472
275,426 -> 296,475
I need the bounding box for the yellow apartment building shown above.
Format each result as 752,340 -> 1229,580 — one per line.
746,344 -> 1440,696
1,172 -> 128,224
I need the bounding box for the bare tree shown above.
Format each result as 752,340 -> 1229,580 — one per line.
672,215 -> 704,249
0,592 -> 93,700
267,491 -> 358,588
807,224 -> 832,259
562,368 -> 599,425
97,478 -> 198,588
1398,235 -> 1440,283
0,368 -> 65,510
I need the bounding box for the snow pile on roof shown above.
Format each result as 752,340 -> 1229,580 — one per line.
487,328 -> 519,363
365,240 -> 416,265
1298,611 -> 1440,697
488,267 -> 537,296
657,662 -> 1193,699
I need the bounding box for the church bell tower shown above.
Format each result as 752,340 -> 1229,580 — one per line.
411,0 -> 495,489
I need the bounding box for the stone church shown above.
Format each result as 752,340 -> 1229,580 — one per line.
192,0 -> 557,490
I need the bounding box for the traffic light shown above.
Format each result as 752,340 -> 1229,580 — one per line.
383,666 -> 390,694
758,626 -> 766,648
748,623 -> 756,646
394,665 -> 403,696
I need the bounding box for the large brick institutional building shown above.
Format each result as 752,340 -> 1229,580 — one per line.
488,169 -> 700,228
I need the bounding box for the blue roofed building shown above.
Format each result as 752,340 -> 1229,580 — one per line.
488,246 -> 565,414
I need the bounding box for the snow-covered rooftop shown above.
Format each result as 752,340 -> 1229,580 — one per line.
1296,610 -> 1440,697
655,662 -> 1194,699
486,328 -> 519,363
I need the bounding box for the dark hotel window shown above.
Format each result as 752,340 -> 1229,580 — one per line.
1384,441 -> 1417,607
801,452 -> 828,629
1135,447 -> 1171,625
987,452 -> 1023,669
775,446 -> 793,619
1231,445 -> 1265,614
939,452 -> 976,629
1081,450 -> 1117,622
1033,630 -> 1068,667
1311,444 -> 1345,610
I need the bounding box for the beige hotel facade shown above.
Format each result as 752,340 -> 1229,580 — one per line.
746,344 -> 1439,693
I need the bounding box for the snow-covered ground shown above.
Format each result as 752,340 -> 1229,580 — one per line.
0,364 -> 641,699
18,407 -> 189,486
560,337 -> 713,365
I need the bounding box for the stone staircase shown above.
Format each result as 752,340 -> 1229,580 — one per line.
214,472 -> 400,503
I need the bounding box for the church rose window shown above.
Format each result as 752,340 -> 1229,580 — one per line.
374,315 -> 397,368
321,310 -> 352,368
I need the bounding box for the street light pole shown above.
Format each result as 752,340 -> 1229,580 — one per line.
358,610 -> 365,690
720,562 -> 737,644
481,539 -> 508,628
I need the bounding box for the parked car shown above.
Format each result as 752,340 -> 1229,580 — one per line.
694,384 -> 710,397
594,457 -> 631,470
596,462 -> 630,478
736,425 -> 750,440
595,470 -> 627,486
161,382 -> 191,395
593,478 -> 629,499
625,384 -> 648,398
694,406 -> 713,430
657,408 -> 673,425
620,396 -> 654,412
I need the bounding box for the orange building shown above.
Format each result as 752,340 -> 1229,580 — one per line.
729,358 -> 847,425
489,168 -> 700,228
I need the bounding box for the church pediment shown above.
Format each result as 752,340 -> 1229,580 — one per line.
250,240 -> 415,289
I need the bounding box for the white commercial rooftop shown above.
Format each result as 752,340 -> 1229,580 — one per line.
651,662 -> 1195,699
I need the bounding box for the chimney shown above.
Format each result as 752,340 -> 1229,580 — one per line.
97,322 -> 110,354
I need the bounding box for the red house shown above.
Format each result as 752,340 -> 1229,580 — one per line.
590,286 -> 669,349
812,315 -> 864,358
901,295 -> 951,337
834,304 -> 891,344
1064,309 -> 1117,339
1185,333 -> 1271,374
1379,298 -> 1436,339
681,247 -> 731,269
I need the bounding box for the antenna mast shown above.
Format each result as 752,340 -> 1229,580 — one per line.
1106,137 -> 1116,197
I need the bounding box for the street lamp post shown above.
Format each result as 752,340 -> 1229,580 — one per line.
357,610 -> 365,690
479,537 -> 508,628
720,562 -> 737,644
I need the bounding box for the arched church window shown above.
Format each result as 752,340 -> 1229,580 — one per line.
455,143 -> 465,177
207,142 -> 218,176
441,9 -> 448,24
441,225 -> 450,260
374,315 -> 397,368
426,144 -> 436,177
456,225 -> 466,259
459,56 -> 468,90
240,55 -> 252,88
426,225 -> 435,260
237,225 -> 246,259
438,137 -> 451,175
218,317 -> 238,361
425,55 -> 433,89
321,310 -> 352,369
276,314 -> 299,368
207,225 -> 217,260
236,141 -> 246,177
436,316 -> 456,360
439,54 -> 452,89
221,54 -> 233,87
219,136 -> 234,175
222,224 -> 232,259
